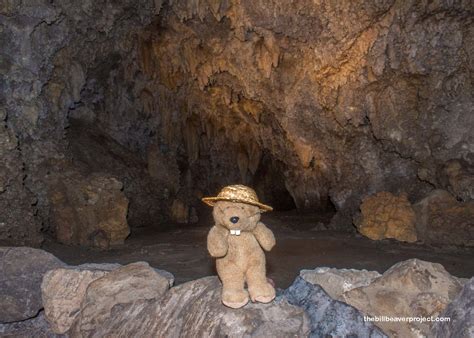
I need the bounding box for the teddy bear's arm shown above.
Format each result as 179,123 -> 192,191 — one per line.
207,226 -> 229,257
253,222 -> 276,251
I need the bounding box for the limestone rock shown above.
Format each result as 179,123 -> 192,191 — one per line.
0,247 -> 65,323
41,268 -> 108,334
69,276 -> 309,337
340,259 -> 464,338
431,277 -> 474,338
285,277 -> 387,337
73,262 -> 170,334
300,267 -> 381,299
414,189 -> 474,247
48,171 -> 130,248
355,192 -> 417,242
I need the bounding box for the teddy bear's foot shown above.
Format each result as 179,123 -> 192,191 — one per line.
222,289 -> 249,309
249,282 -> 276,304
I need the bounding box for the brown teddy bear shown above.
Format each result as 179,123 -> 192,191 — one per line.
202,185 -> 276,308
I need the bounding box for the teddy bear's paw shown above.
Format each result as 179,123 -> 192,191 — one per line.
222,289 -> 249,309
249,282 -> 276,303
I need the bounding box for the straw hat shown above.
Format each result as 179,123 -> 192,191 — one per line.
202,184 -> 273,212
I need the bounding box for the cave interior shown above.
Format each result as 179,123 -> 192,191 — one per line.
1,0 -> 473,285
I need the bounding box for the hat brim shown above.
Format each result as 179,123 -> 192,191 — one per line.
201,197 -> 273,212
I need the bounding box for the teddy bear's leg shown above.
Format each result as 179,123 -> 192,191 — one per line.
246,261 -> 275,303
217,260 -> 249,309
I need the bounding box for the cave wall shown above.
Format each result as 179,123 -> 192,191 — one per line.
115,0 -> 471,225
0,0 -> 159,245
1,0 -> 473,245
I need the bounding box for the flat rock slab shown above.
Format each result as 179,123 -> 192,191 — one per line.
0,247 -> 65,323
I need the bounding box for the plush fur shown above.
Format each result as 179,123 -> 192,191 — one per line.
207,200 -> 276,308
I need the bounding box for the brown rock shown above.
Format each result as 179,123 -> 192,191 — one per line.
340,259 -> 464,338
74,262 -> 170,334
414,189 -> 474,247
41,268 -> 108,334
48,171 -> 130,248
355,192 -> 418,242
69,276 -> 309,337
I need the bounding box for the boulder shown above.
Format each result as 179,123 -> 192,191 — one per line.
41,262 -> 174,334
414,189 -> 474,247
69,276 -> 310,337
0,247 -> 65,323
285,277 -> 387,337
300,267 -> 381,299
340,259 -> 464,338
41,268 -> 108,334
48,172 -> 130,248
431,277 -> 474,338
72,262 -> 170,334
354,192 -> 417,242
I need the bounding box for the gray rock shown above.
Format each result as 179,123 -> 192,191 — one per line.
340,259 -> 464,338
0,247 -> 65,323
0,311 -> 65,338
431,277 -> 474,338
284,276 -> 387,337
69,276 -> 310,337
300,267 -> 381,299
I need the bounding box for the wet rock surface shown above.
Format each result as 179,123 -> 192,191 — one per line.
340,259 -> 464,338
431,277 -> 474,338
0,247 -> 65,323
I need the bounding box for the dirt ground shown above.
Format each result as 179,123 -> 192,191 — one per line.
42,211 -> 474,288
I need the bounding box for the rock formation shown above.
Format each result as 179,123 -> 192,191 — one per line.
354,191 -> 418,242
0,247 -> 65,323
414,189 -> 474,247
299,267 -> 381,299
48,171 -> 130,248
1,0 -> 473,244
340,259 -> 464,338
431,277 -> 474,338
1,247 -> 472,337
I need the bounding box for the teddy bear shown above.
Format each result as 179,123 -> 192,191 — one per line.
202,184 -> 276,309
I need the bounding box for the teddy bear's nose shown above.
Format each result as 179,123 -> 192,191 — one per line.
230,216 -> 239,224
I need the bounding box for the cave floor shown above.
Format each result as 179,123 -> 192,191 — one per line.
42,211 -> 474,288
